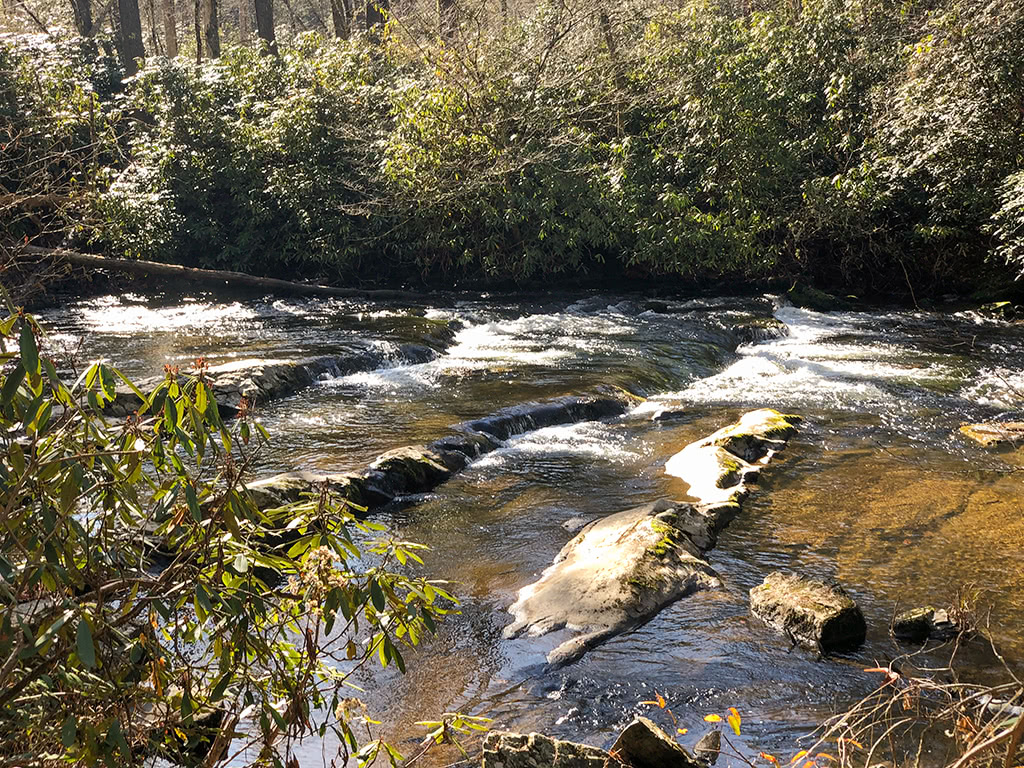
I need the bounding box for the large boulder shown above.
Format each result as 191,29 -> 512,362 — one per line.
610,717 -> 703,768
504,499 -> 720,668
481,731 -> 609,768
749,572 -> 866,653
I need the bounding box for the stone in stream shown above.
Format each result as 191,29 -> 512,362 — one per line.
786,284 -> 854,312
481,718 -> 701,768
504,499 -> 721,668
243,390 -> 640,515
664,409 -> 801,505
693,730 -> 721,766
891,606 -> 959,643
958,422 -> 1024,448
749,572 -> 866,653
610,717 -> 703,768
481,731 -> 609,768
504,409 -> 800,667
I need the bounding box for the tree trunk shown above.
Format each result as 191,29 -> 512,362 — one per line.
203,0 -> 220,57
163,0 -> 178,56
70,0 -> 93,35
147,0 -> 161,53
116,0 -> 146,75
238,0 -> 249,42
254,0 -> 276,53
193,0 -> 202,62
19,245 -> 421,300
365,0 -> 385,30
437,0 -> 456,40
329,0 -> 348,37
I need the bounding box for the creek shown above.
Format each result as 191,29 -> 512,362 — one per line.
38,290 -> 1024,766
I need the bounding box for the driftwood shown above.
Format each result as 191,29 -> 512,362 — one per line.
17,245 -> 426,300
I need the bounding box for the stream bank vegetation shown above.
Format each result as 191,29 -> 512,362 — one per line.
0,300 -> 474,767
1,0 -> 1023,299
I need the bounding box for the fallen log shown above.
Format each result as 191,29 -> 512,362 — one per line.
18,244 -> 428,300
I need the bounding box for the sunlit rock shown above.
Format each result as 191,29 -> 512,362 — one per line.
482,731 -> 609,768
665,409 -> 801,504
749,572 -> 866,653
504,499 -> 720,668
504,409 -> 801,667
959,422 -> 1024,448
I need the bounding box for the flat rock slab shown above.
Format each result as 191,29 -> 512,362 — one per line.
482,731 -> 609,768
665,409 -> 801,505
504,499 -> 720,668
750,571 -> 866,653
610,717 -> 703,768
959,422 -> 1024,448
109,342 -> 445,417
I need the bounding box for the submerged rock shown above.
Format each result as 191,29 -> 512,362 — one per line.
665,409 -> 801,505
786,284 -> 854,312
959,422 -> 1024,448
481,731 -> 609,768
246,391 -> 640,515
109,336 -> 453,417
891,606 -> 959,643
731,315 -> 790,344
610,717 -> 703,768
749,572 -> 866,653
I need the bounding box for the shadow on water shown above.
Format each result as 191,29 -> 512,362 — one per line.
38,292 -> 1024,766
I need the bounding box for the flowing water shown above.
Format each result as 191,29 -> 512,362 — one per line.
39,291 -> 1024,766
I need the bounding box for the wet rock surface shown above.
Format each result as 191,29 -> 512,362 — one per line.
959,422 -> 1024,448
750,572 -> 866,652
109,340 -> 450,417
246,392 -> 638,514
481,731 -> 610,768
891,606 -> 959,643
505,410 -> 800,667
610,717 -> 703,768
504,499 -> 720,668
665,409 -> 801,504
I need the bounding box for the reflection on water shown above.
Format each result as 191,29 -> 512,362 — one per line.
38,292 -> 1024,766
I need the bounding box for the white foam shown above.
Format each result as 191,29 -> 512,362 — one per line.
473,421 -> 637,468
77,296 -> 257,334
961,367 -> 1024,409
638,305 -> 957,413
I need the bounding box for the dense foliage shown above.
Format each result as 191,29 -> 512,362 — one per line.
2,0 -> 1023,295
0,301 -> 461,766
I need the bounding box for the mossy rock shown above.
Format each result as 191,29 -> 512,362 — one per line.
750,571 -> 866,653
